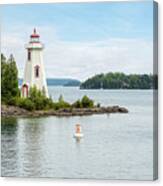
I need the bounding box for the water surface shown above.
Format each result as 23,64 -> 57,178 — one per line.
1,87 -> 153,180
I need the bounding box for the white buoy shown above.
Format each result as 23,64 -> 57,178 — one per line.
73,124 -> 84,139
74,133 -> 84,138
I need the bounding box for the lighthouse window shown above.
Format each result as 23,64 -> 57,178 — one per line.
35,65 -> 40,78
28,50 -> 31,61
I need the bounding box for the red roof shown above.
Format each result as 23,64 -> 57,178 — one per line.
30,28 -> 40,38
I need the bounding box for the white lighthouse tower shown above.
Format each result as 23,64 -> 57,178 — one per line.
22,29 -> 49,98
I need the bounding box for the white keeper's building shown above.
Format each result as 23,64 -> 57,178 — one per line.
21,29 -> 49,98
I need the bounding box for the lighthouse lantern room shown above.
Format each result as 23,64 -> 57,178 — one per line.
22,29 -> 49,98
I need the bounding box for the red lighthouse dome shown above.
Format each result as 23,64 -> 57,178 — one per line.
30,28 -> 40,38
30,28 -> 41,43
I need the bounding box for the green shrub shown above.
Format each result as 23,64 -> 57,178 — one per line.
28,86 -> 54,110
72,96 -> 94,108
17,98 -> 35,111
59,101 -> 71,109
53,95 -> 71,110
6,97 -> 18,106
81,95 -> 94,108
53,102 -> 71,110
43,97 -> 54,110
53,102 -> 60,110
72,99 -> 82,108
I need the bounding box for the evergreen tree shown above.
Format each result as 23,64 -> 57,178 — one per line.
1,54 -> 19,103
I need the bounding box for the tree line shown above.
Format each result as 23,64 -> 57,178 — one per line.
80,72 -> 157,89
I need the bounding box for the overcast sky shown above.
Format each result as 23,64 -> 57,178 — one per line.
2,1 -> 154,81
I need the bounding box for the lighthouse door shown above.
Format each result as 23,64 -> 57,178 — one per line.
22,84 -> 28,97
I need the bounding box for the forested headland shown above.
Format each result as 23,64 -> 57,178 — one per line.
80,72 -> 157,89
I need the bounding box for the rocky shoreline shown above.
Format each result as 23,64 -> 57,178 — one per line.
1,105 -> 128,117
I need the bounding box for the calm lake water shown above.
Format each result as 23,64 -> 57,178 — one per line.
1,87 -> 154,180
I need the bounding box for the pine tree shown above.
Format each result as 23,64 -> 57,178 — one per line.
1,54 -> 19,103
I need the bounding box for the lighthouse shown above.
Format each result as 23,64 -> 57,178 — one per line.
21,29 -> 49,98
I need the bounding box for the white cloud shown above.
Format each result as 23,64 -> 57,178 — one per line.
1,25 -> 153,81
44,37 -> 153,80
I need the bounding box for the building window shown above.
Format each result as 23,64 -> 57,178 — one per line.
35,65 -> 40,78
28,50 -> 31,61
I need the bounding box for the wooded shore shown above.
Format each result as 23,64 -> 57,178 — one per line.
1,105 -> 128,117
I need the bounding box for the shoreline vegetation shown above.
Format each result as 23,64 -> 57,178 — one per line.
1,53 -> 129,117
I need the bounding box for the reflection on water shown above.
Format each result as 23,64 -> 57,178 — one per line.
1,89 -> 154,180
1,117 -> 18,176
18,118 -> 46,177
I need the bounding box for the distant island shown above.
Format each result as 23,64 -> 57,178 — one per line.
19,78 -> 81,87
80,72 -> 157,89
